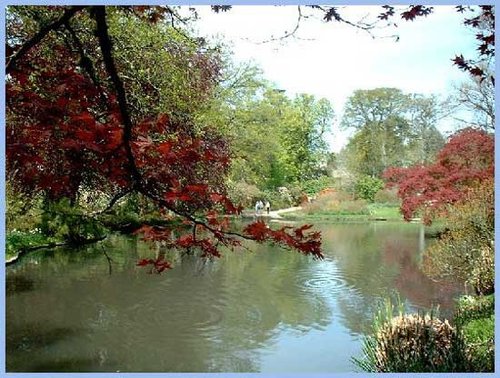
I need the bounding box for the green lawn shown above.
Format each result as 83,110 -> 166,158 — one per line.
281,204 -> 404,222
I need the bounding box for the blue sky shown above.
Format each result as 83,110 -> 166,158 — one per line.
190,5 -> 479,151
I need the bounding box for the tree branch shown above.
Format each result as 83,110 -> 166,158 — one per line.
6,6 -> 86,74
92,187 -> 134,216
92,6 -> 142,186
91,6 -> 251,243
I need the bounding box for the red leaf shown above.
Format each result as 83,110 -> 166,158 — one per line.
210,193 -> 225,202
157,141 -> 172,155
186,184 -> 208,194
137,258 -> 153,266
177,234 -> 194,248
244,221 -> 270,241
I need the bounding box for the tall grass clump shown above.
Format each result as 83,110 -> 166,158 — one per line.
353,298 -> 468,372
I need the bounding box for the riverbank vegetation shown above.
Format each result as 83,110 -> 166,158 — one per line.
354,294 -> 494,372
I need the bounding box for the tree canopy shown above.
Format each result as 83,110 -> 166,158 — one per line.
6,6 -> 324,268
340,88 -> 445,178
383,128 -> 494,224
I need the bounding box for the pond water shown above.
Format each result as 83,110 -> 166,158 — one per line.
6,221 -> 464,372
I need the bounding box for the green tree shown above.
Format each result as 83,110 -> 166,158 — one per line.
405,94 -> 445,165
341,88 -> 410,177
340,88 -> 444,178
278,94 -> 333,183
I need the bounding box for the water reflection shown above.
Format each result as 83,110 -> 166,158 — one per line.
6,223 -> 463,372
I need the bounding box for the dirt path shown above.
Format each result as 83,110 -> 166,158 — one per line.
251,206 -> 302,219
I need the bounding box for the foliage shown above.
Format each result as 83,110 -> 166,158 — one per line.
300,175 -> 334,197
422,179 -> 494,294
452,5 -> 495,85
260,188 -> 294,210
454,295 -> 494,372
384,128 -> 494,223
373,188 -> 400,206
6,181 -> 43,233
405,94 -> 446,165
354,175 -> 384,203
6,5 -> 325,267
226,181 -> 263,209
224,86 -> 333,190
340,88 -> 444,178
6,230 -> 56,259
303,191 -> 370,216
40,198 -> 107,243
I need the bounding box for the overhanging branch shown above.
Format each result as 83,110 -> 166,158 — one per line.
6,6 -> 86,74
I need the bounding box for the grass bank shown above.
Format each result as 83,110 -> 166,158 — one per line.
281,204 -> 405,222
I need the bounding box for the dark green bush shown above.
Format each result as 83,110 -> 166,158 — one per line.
300,175 -> 334,196
355,175 -> 385,203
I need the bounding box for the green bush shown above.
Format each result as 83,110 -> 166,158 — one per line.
454,295 -> 494,372
261,188 -> 294,210
6,230 -> 55,258
6,182 -> 43,233
454,295 -> 494,325
41,198 -> 107,243
227,181 -> 263,209
355,175 -> 385,203
300,175 -> 334,196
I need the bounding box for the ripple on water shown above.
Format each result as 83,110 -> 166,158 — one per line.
297,259 -> 354,296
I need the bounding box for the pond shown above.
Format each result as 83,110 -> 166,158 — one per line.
6,221 -> 464,372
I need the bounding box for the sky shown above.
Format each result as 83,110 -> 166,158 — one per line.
187,5 -> 479,152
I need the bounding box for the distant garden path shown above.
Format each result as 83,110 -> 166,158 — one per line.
242,206 -> 302,219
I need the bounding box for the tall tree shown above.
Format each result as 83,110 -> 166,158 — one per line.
340,89 -> 445,177
341,88 -> 411,177
6,6 -> 324,267
450,71 -> 495,131
279,94 -> 333,183
405,95 -> 445,165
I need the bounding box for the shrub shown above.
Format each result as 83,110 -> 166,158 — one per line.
40,198 -> 107,243
227,181 -> 263,209
454,295 -> 494,325
422,179 -> 494,294
303,191 -> 369,215
6,182 -> 43,233
374,188 -> 400,206
454,295 -> 494,372
355,175 -> 385,202
354,300 -> 468,373
261,187 -> 293,210
6,230 -> 54,258
300,175 -> 334,196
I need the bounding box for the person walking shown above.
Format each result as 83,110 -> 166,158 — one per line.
255,200 -> 264,215
265,201 -> 270,215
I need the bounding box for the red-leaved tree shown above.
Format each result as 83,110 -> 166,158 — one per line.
6,6 -> 323,271
383,128 -> 494,224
